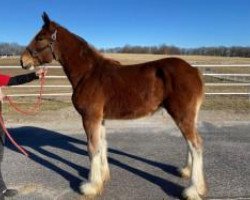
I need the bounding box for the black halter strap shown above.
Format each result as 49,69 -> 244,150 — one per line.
27,29 -> 57,61
50,30 -> 57,60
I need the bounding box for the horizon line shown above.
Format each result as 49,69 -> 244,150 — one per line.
1,41 -> 250,49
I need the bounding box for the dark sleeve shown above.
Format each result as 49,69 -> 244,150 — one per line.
7,72 -> 39,86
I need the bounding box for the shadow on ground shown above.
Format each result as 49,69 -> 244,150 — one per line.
5,126 -> 184,199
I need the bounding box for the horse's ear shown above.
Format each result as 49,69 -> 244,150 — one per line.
42,12 -> 50,27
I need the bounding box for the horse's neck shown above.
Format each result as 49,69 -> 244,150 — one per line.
56,28 -> 100,89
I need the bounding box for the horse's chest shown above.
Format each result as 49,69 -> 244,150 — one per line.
72,84 -> 104,114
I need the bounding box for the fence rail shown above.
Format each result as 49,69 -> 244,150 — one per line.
1,65 -> 250,97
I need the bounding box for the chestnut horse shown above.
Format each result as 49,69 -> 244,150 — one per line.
20,12 -> 207,200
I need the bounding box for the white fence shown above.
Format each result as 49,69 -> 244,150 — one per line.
1,65 -> 250,97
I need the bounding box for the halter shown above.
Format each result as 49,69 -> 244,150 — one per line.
27,29 -> 57,61
50,30 -> 57,60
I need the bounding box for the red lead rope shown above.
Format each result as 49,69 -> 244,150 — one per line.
0,117 -> 29,156
5,72 -> 45,115
0,70 -> 46,156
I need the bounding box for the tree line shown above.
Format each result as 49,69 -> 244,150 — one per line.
101,45 -> 250,57
1,42 -> 250,58
0,43 -> 25,56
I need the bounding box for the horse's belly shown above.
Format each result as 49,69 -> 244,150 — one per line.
104,92 -> 163,119
105,104 -> 160,119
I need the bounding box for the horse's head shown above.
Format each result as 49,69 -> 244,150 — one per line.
20,12 -> 58,70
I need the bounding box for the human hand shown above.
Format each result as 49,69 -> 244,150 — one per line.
36,68 -> 48,78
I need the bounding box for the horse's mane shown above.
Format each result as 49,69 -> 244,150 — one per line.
55,22 -> 121,66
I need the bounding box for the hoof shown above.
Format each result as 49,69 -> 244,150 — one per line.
179,167 -> 191,179
182,186 -> 202,200
80,182 -> 103,197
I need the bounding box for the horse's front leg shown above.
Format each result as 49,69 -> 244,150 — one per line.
80,116 -> 104,196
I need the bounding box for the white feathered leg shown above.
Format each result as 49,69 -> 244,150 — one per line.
183,141 -> 207,200
100,125 -> 110,182
180,148 -> 192,179
80,121 -> 103,196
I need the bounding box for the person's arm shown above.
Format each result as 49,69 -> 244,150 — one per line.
7,72 -> 39,86
0,74 -> 11,87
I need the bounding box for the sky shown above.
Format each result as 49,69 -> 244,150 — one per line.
0,0 -> 250,48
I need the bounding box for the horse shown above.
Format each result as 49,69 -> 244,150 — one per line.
20,12 -> 207,200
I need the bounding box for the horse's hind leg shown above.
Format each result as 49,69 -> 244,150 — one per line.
179,99 -> 200,180
180,120 -> 207,199
165,97 -> 207,199
179,147 -> 192,179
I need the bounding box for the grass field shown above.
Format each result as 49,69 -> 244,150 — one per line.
0,54 -> 250,114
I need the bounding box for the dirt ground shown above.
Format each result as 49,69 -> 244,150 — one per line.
2,104 -> 250,130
